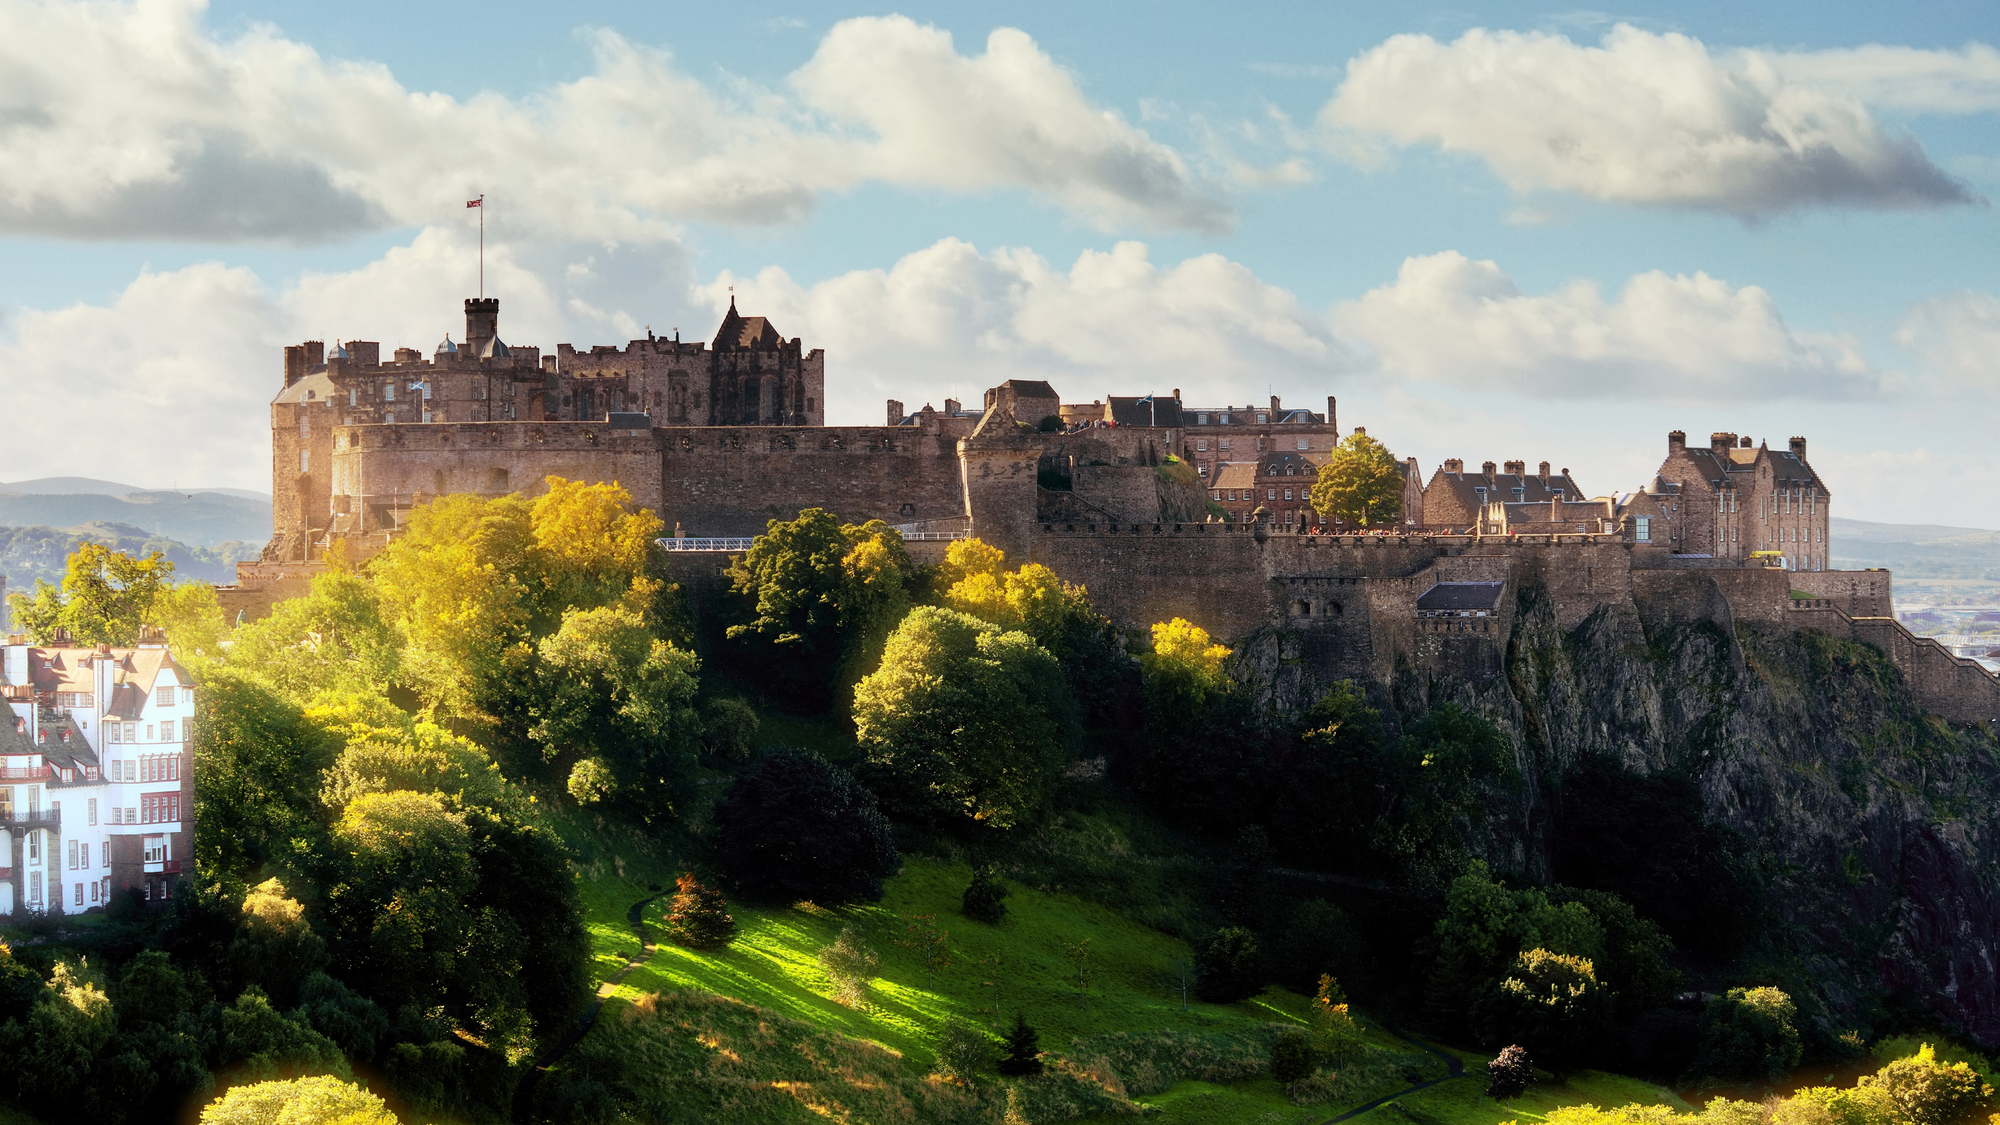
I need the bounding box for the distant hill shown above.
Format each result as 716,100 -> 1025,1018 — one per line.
1832,516 -> 2000,579
0,476 -> 270,503
0,523 -> 262,603
0,489 -> 270,547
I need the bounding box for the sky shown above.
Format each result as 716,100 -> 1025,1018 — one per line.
0,0 -> 1995,524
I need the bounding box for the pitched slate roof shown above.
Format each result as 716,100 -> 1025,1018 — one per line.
1416,582 -> 1506,613
1106,396 -> 1185,427
712,299 -> 784,351
1212,462 -> 1258,490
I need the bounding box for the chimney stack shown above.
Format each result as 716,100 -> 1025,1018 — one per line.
1538,461 -> 1550,481
1668,430 -> 1687,452
1710,432 -> 1736,455
887,399 -> 904,426
283,345 -> 307,387
1789,436 -> 1807,459
1444,458 -> 1464,474
1503,460 -> 1526,476
1481,460 -> 1497,477
1326,396 -> 1337,430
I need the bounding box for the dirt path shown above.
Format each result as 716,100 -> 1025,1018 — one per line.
511,890 -> 667,1122
1319,1034 -> 1471,1124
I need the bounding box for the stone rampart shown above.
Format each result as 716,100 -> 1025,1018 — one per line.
661,425 -> 963,537
1786,602 -> 2000,725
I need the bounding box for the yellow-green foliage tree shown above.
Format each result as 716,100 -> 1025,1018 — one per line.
200,1075 -> 399,1125
1688,986 -> 1803,1084
853,605 -> 1077,829
1427,861 -> 1604,1036
1475,949 -> 1616,1076
9,541 -> 174,644
1130,618 -> 1266,828
726,508 -> 914,709
531,605 -> 701,820
1771,1084 -> 1897,1125
1858,1044 -> 1993,1125
1537,1100 -> 1768,1125
938,538 -> 1128,717
151,580 -> 232,664
1309,429 -> 1404,528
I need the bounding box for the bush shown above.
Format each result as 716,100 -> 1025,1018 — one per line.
701,698 -> 760,763
1474,949 -> 1615,1076
931,1018 -> 988,1085
663,873 -> 736,950
1772,1085 -> 1896,1125
816,928 -> 880,1008
1687,986 -> 1802,1084
713,748 -> 898,904
961,865 -> 1009,924
1859,1044 -> 1993,1125
199,1075 -> 399,1125
1487,1044 -> 1535,1100
998,1013 -> 1044,1077
1271,1030 -> 1313,1096
1195,927 -> 1262,1003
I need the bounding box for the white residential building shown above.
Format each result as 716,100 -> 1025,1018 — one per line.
0,629 -> 194,914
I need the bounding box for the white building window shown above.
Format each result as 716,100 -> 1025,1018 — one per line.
29,873 -> 39,905
1635,517 -> 1651,542
88,799 -> 96,826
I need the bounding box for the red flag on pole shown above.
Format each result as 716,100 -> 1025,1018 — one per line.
466,199 -> 482,208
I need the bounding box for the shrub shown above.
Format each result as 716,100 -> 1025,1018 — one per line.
998,1013 -> 1044,1077
1271,1030 -> 1313,1097
1859,1044 -> 1993,1125
1195,927 -> 1262,1003
712,748 -> 898,904
1311,974 -> 1364,1061
1475,949 -> 1615,1076
663,873 -> 736,950
1772,1085 -> 1897,1125
962,865 -> 1009,924
199,1075 -> 399,1125
816,928 -> 880,1009
1688,986 -> 1802,1083
931,1018 -> 989,1085
700,698 -> 760,762
1487,1044 -> 1536,1100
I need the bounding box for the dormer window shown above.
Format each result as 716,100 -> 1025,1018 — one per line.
1256,413 -> 1268,423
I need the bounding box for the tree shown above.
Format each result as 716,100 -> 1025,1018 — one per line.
1859,1044 -> 1993,1125
997,1012 -> 1044,1077
531,605 -> 702,820
1474,949 -> 1615,1076
229,570 -> 404,704
713,748 -> 899,904
938,539 -> 1129,716
225,878 -> 331,1007
898,914 -> 953,989
1311,975 -> 1364,1061
1271,1030 -> 1313,1098
817,927 -> 881,1007
1309,428 -> 1404,528
192,667 -> 340,886
526,476 -> 665,625
1687,986 -> 1803,1084
1196,927 -> 1262,1003
854,606 -> 1078,829
931,1018 -> 988,1086
1426,861 -> 1603,1037
700,698 -> 760,763
199,1075 -> 399,1125
1773,1085 -> 1897,1125
1064,939 -> 1094,1010
151,581 -> 231,664
725,509 -> 914,708
325,791 -> 476,1013
215,988 -> 351,1083
1486,1044 -> 1536,1100
961,865 -> 1009,924
8,542 -> 174,645
0,959 -> 116,1110
663,872 -> 736,950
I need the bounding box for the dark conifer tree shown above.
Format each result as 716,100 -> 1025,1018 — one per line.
996,1012 -> 1043,1076
664,872 -> 736,950
961,865 -> 1009,924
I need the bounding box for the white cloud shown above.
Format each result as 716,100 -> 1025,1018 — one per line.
1897,290 -> 2000,390
1320,24 -> 1974,215
0,2 -> 1223,240
1770,42 -> 2000,115
1334,251 -> 1880,399
701,238 -> 1348,419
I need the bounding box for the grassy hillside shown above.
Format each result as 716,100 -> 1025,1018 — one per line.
537,799 -> 1690,1125
0,489 -> 271,547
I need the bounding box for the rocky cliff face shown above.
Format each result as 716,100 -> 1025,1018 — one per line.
1248,579 -> 2000,1046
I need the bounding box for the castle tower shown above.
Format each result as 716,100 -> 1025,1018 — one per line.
958,400 -> 1044,561
464,298 -> 499,358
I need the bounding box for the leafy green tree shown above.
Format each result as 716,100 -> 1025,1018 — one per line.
8,542 -> 173,644
1687,986 -> 1803,1084
320,722 -> 516,814
324,791 -> 476,1014
664,872 -> 736,950
1426,861 -> 1603,1036
937,538 -> 1128,716
1195,927 -> 1262,1003
1271,1029 -> 1313,1098
1475,949 -> 1616,1076
229,571 -> 404,704
151,580 -> 232,664
900,914 -> 954,990
997,1012 -> 1043,1076
712,748 -> 898,904
853,606 -> 1077,829
0,959 -> 117,1110
1773,1084 -> 1897,1125
1311,974 -> 1365,1061
1548,887 -> 1681,1020
525,476 -> 666,625
192,668 -> 339,886
224,878 -> 331,1007
961,865 -> 1009,924
531,605 -> 701,821
199,1075 -> 400,1125
1309,428 -> 1404,527
931,1018 -> 989,1086
215,988 -> 351,1083
1859,1045 -> 1992,1125
293,973 -> 391,1066
816,927 -> 881,1008
700,698 -> 760,763
725,509 -> 914,708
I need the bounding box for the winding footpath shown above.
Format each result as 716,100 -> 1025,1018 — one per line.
511,890 -> 667,1123
1318,1033 -> 1471,1124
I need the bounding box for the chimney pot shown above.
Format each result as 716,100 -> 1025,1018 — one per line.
1668,430 -> 1687,452
1789,436 -> 1807,458
1481,460 -> 1497,476
1538,461 -> 1550,480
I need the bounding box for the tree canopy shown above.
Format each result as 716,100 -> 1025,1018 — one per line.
8,541 -> 175,644
713,748 -> 899,904
1309,429 -> 1404,528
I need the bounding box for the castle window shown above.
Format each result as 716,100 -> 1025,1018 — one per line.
1197,440 -> 1208,451
1219,413 -> 1230,424
1197,413 -> 1209,424
1297,438 -> 1309,450
300,449 -> 310,473
348,388 -> 357,406
1635,517 -> 1651,541
384,382 -> 395,402
1218,439 -> 1230,452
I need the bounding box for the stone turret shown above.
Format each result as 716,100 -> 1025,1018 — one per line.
958,400 -> 1044,560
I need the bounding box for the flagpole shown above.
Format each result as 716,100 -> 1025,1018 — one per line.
478,194 -> 484,298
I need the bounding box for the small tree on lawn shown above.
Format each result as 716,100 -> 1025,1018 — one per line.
1311,974 -> 1364,1060
897,914 -> 952,989
962,865 -> 1009,924
1271,1030 -> 1313,1099
1171,959 -> 1196,1011
816,926 -> 880,1008
1195,927 -> 1261,1003
932,1018 -> 988,1086
1064,939 -> 1093,1011
1486,1044 -> 1535,1101
663,872 -> 735,950
976,953 -> 1005,1014
997,1012 -> 1043,1077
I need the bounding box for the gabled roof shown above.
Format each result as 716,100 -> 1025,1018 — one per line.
1416,582 -> 1505,612
1107,396 -> 1184,427
997,379 -> 1057,398
1212,462 -> 1258,490
712,299 -> 784,351
273,370 -> 337,405
1258,451 -> 1322,477
1429,467 -> 1584,513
